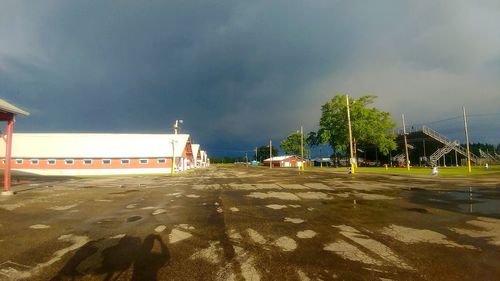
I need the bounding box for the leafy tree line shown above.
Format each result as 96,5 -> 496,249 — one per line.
210,156 -> 246,164
280,132 -> 308,156
270,94 -> 396,164
255,145 -> 279,162
467,142 -> 500,156
307,94 -> 396,164
272,94 -> 499,165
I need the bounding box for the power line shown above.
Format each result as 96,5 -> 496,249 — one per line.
407,112 -> 500,127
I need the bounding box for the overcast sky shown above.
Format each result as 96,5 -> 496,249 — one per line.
1,1 -> 499,156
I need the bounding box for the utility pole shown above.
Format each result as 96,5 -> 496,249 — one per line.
402,114 -> 410,171
269,139 -> 273,169
300,126 -> 304,171
346,95 -> 355,174
255,147 -> 258,161
319,147 -> 323,168
463,106 -> 472,173
423,139 -> 426,165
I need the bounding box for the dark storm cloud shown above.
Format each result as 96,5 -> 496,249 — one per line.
1,1 -> 499,156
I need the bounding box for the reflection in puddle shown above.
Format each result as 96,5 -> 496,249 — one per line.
127,216 -> 143,222
407,187 -> 500,218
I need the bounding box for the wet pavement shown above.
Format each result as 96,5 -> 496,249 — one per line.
407,187 -> 500,218
0,166 -> 499,281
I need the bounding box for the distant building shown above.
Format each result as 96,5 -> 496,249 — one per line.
0,133 -> 209,176
191,143 -> 201,167
312,158 -> 334,167
263,155 -> 302,168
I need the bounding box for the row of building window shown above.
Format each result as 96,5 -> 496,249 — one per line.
4,158 -> 168,165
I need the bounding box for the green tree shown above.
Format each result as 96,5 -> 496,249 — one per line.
306,131 -> 321,147
256,145 -> 278,162
317,95 -> 396,157
468,142 -> 497,156
280,132 -> 308,156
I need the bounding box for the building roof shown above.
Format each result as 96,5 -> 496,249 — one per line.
0,133 -> 189,158
263,155 -> 298,162
0,99 -> 30,116
191,144 -> 200,159
312,158 -> 333,161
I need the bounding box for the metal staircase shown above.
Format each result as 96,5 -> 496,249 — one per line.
391,153 -> 406,166
429,141 -> 458,167
392,153 -> 405,162
422,126 -> 477,167
479,149 -> 499,163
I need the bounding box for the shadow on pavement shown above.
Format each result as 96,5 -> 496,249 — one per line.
50,234 -> 169,281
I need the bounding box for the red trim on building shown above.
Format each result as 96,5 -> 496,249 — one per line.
0,157 -> 174,170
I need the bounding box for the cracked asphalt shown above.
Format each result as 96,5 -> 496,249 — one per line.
0,165 -> 499,281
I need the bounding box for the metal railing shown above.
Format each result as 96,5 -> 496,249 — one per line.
422,125 -> 478,165
429,141 -> 457,167
422,126 -> 452,145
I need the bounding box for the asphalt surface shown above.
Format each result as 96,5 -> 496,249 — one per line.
0,166 -> 499,281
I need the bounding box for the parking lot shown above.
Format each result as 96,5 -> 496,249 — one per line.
1,166 -> 499,281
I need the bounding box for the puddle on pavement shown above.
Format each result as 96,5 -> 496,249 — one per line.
407,187 -> 500,218
109,189 -> 140,195
127,215 -> 143,222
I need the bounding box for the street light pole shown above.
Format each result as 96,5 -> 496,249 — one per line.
346,95 -> 355,174
320,147 -> 322,168
173,119 -> 183,134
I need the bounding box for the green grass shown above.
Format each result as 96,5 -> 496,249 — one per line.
307,165 -> 500,176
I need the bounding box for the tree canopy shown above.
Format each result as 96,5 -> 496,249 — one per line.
280,132 -> 308,156
256,145 -> 279,161
468,142 -> 500,156
316,95 -> 396,156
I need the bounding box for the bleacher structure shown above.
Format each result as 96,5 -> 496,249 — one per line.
421,126 -> 479,167
479,149 -> 500,164
394,125 -> 483,167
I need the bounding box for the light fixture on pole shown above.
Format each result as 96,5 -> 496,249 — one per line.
173,119 -> 184,134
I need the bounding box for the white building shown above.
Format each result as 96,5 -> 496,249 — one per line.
0,133 -> 200,176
